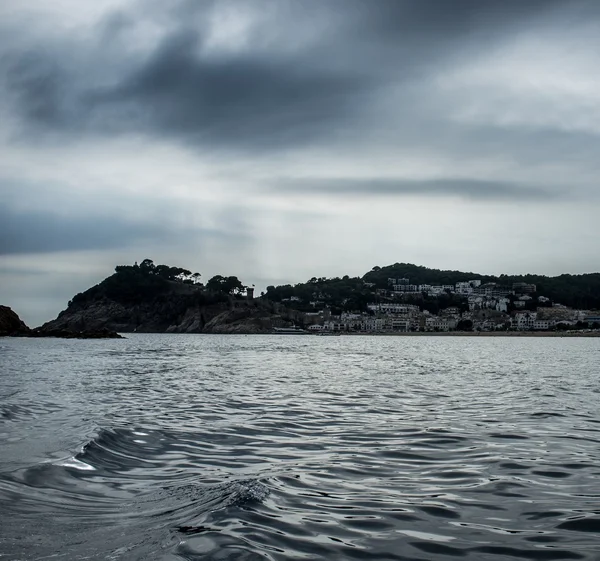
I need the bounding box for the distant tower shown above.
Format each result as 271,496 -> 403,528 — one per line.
247,287 -> 255,300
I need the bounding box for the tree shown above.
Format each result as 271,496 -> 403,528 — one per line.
174,268 -> 192,282
154,264 -> 172,279
206,275 -> 246,295
139,259 -> 155,273
206,275 -> 227,293
226,276 -> 246,295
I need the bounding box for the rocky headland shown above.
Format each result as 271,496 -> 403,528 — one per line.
31,261 -> 300,335
0,305 -> 123,338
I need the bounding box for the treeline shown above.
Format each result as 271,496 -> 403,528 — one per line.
265,276 -> 371,314
115,258 -> 201,283
363,263 -> 493,287
68,259 -> 248,307
67,260 -> 600,313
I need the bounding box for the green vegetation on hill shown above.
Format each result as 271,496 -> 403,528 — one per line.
533,274 -> 600,310
265,276 -> 370,314
264,263 -> 600,312
363,264 -> 494,288
364,264 -> 600,310
69,259 -> 246,308
67,259 -> 599,315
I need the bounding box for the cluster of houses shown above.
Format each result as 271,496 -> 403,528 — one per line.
386,277 -> 535,298
298,278 -> 599,333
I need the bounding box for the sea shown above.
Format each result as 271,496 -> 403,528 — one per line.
1,334 -> 599,560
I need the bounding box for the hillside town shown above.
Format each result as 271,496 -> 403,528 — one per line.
280,278 -> 600,333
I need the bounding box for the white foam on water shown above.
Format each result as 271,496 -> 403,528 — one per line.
56,457 -> 96,471
398,530 -> 455,542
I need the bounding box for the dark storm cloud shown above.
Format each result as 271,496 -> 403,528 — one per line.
1,0 -> 576,149
353,0 -> 567,33
86,30 -> 367,148
273,177 -> 558,202
2,5 -> 369,147
0,204 -> 236,255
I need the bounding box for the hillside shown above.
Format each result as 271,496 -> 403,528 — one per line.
35,259 -> 600,335
362,264 -> 600,310
39,260 -> 300,334
265,263 -> 600,312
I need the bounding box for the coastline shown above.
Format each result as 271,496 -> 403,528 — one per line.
338,331 -> 600,337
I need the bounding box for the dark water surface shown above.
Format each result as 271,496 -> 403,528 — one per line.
1,335 -> 599,560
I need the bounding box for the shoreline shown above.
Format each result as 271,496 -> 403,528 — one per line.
337,331 -> 600,337
4,330 -> 599,338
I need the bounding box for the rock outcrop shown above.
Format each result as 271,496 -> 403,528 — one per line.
0,306 -> 31,336
201,308 -> 285,334
0,305 -> 122,338
30,327 -> 123,339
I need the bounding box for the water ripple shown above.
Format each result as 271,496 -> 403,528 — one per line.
1,334 -> 599,560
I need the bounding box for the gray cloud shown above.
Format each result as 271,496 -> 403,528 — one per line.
5,52 -> 67,129
272,177 -> 559,202
0,203 -> 241,255
1,0 -> 579,151
87,31 -> 367,149
2,4 -> 368,148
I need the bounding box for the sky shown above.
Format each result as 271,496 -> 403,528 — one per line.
1,0 -> 599,327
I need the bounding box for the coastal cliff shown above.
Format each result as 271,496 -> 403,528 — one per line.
40,296 -> 294,334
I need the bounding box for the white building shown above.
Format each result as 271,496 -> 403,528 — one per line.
341,312 -> 363,321
364,317 -> 384,331
385,317 -> 410,331
468,295 -> 484,311
367,303 -> 419,314
456,282 -> 474,295
512,312 -> 537,330
425,317 -> 451,331
496,297 -> 510,313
